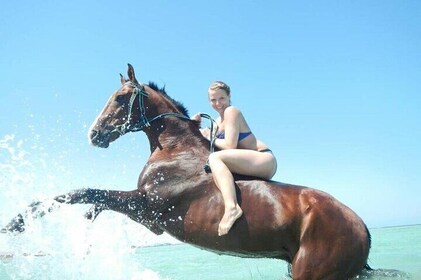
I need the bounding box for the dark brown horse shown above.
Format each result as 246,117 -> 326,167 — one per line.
3,64 -> 371,279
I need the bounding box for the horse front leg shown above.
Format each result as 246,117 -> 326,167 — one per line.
84,204 -> 106,221
1,200 -> 56,233
55,188 -> 164,235
55,188 -> 149,222
1,188 -> 145,234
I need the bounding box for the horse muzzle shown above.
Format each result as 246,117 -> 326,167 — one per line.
89,129 -> 111,148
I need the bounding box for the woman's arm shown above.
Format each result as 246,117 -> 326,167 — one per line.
214,107 -> 241,149
200,127 -> 211,139
192,113 -> 212,139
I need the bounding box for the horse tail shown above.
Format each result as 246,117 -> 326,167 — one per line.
365,223 -> 372,251
363,224 -> 374,270
364,264 -> 374,271
360,226 -> 409,278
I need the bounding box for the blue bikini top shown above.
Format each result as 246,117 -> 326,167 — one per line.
215,131 -> 252,141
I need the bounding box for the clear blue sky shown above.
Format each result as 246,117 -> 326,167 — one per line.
1,1 -> 420,228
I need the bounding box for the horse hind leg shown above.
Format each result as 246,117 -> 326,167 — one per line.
291,246 -> 348,280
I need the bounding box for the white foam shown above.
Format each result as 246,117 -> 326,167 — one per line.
1,134 -> 177,279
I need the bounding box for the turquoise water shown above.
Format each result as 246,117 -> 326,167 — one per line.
367,225 -> 421,278
135,225 -> 421,279
1,222 -> 420,279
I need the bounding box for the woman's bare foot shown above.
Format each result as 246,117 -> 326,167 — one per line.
218,205 -> 243,236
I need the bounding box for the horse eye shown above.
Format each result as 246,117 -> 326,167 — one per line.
115,95 -> 125,104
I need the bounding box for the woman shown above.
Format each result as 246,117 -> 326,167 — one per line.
193,81 -> 277,236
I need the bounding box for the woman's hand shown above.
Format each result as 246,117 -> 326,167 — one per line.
192,113 -> 201,123
200,127 -> 211,140
193,113 -> 211,139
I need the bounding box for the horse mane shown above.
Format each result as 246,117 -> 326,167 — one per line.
147,82 -> 189,117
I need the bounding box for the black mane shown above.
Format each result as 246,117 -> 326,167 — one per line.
148,82 -> 189,117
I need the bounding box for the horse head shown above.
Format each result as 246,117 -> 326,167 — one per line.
89,64 -> 191,149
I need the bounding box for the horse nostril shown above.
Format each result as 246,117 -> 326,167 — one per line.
89,130 -> 99,142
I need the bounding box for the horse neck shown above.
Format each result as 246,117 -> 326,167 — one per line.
139,118 -> 212,198
144,118 -> 209,156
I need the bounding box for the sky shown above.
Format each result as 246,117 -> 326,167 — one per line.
0,1 -> 420,228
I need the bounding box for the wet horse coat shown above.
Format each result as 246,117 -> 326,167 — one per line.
3,64 -> 370,279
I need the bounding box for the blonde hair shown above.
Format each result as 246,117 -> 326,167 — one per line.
208,81 -> 231,96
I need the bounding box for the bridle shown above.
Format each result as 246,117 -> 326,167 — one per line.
113,82 -> 150,135
112,83 -> 218,154
111,82 -> 218,170
113,82 -> 191,136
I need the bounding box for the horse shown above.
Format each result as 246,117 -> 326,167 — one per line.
2,64 -> 371,279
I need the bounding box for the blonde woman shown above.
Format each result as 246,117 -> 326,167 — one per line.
194,81 -> 277,236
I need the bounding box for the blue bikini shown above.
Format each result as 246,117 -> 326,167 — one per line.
216,131 -> 252,141
215,131 -> 272,153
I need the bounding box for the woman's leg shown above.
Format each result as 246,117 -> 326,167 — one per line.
208,152 -> 243,236
208,149 -> 276,235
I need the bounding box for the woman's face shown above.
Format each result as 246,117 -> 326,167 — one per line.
208,88 -> 230,115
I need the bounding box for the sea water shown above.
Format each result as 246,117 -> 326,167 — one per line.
1,217 -> 420,280
1,135 -> 420,280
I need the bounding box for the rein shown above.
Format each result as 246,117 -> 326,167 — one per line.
113,83 -> 218,154
199,113 -> 218,153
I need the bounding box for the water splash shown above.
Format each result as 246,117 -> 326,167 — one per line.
355,268 -> 412,279
0,134 -> 177,279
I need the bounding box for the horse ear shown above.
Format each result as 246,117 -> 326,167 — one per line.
120,74 -> 126,85
127,63 -> 139,84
